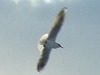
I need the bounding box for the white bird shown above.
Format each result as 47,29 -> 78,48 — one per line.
37,7 -> 67,72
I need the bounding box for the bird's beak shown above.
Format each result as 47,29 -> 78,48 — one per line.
61,46 -> 63,48
59,44 -> 63,48
60,45 -> 63,48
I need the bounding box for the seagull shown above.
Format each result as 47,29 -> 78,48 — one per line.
37,7 -> 67,72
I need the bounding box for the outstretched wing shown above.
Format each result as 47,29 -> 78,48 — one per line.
37,46 -> 51,72
48,7 -> 67,41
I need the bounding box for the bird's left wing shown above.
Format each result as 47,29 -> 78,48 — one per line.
37,46 -> 51,72
47,7 -> 67,41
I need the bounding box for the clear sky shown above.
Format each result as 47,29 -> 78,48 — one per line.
0,0 -> 100,75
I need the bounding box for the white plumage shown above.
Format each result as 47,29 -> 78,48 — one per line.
37,7 -> 67,72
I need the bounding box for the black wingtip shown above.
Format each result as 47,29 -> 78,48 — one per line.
37,65 -> 40,73
63,7 -> 67,9
37,61 -> 45,72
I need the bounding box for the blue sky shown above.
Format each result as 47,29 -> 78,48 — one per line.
0,0 -> 100,75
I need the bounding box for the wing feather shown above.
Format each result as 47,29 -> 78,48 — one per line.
37,46 -> 51,72
48,7 -> 66,41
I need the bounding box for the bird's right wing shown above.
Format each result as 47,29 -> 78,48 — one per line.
47,7 -> 67,41
37,46 -> 51,72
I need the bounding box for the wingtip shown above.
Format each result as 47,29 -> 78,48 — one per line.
37,64 -> 42,73
37,70 -> 40,73
63,7 -> 67,9
37,60 -> 46,73
63,7 -> 68,11
63,7 -> 68,14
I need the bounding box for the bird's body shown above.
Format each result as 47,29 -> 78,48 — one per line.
37,7 -> 67,72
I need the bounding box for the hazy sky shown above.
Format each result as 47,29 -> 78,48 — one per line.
0,0 -> 100,75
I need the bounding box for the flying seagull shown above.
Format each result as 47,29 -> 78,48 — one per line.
37,7 -> 67,72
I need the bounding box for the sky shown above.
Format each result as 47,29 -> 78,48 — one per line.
0,0 -> 100,75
